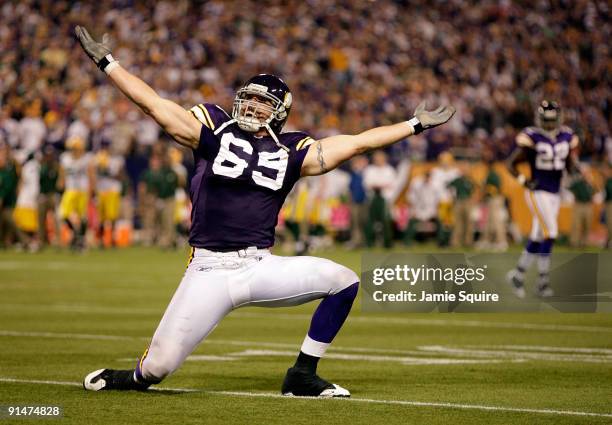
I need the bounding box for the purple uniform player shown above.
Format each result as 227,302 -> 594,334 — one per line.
75,26 -> 455,397
507,100 -> 580,298
187,102 -> 312,251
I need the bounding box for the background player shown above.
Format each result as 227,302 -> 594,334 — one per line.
75,26 -> 454,397
58,136 -> 94,251
94,140 -> 125,248
506,100 -> 581,298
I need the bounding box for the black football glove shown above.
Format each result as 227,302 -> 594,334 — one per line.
74,25 -> 117,72
407,101 -> 456,135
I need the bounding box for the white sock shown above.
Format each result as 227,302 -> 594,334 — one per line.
516,250 -> 536,280
300,335 -> 329,358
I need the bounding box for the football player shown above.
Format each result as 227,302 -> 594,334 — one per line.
94,140 -> 125,247
75,26 -> 455,397
506,100 -> 581,298
58,136 -> 95,251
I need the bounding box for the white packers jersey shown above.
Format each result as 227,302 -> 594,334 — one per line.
61,152 -> 92,191
95,153 -> 124,192
16,159 -> 40,209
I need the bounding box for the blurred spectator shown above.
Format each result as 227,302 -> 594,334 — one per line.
0,143 -> 19,247
478,162 -> 508,251
448,163 -> 475,248
347,155 -> 368,248
605,162 -> 612,249
430,152 -> 459,246
405,170 -> 440,245
139,152 -> 179,248
169,146 -> 189,245
569,172 -> 594,247
0,0 -> 610,250
364,151 -> 395,248
38,144 -> 60,247
2,1 -> 608,161
19,102 -> 46,155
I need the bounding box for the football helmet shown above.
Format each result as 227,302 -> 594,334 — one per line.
232,74 -> 292,135
536,100 -> 561,130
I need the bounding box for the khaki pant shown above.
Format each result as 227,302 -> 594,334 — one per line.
482,196 -> 507,246
140,193 -> 157,246
38,194 -> 58,245
570,202 -> 592,247
349,202 -> 368,247
157,198 -> 176,248
0,207 -> 16,247
451,199 -> 474,247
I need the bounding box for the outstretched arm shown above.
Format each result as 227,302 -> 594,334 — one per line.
74,26 -> 201,149
301,103 -> 455,176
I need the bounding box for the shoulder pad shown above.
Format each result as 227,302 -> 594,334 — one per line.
516,131 -> 534,147
189,103 -> 230,131
282,132 -> 315,151
189,104 -> 215,129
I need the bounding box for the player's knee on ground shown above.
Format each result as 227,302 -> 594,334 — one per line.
141,340 -> 185,382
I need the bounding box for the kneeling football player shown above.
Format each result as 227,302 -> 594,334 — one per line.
76,26 -> 455,397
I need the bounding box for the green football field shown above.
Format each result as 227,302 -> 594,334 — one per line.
1,247 -> 611,424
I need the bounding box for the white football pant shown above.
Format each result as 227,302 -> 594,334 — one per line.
525,190 -> 560,241
138,247 -> 358,382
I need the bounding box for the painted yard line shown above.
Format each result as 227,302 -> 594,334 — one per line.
3,302 -> 611,333
234,312 -> 612,333
0,330 -> 142,341
418,346 -> 612,363
0,261 -> 124,271
0,377 -> 197,393
482,345 -> 612,355
2,330 -> 610,363
226,349 -> 518,365
118,351 -> 519,366
117,355 -> 238,362
0,330 -> 427,357
1,377 -> 611,419
0,303 -> 161,315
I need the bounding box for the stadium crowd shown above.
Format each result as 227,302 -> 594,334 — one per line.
0,0 -> 611,251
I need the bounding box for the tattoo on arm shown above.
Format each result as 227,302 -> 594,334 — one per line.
316,141 -> 328,173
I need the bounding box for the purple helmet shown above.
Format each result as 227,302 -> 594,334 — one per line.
232,74 -> 293,134
536,100 -> 561,130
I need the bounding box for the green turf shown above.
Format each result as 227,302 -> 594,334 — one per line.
1,247 -> 611,424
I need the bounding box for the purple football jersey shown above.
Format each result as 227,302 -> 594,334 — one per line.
187,103 -> 314,250
517,126 -> 578,193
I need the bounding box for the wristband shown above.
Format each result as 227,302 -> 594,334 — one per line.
104,61 -> 120,75
517,174 -> 526,185
97,54 -> 116,72
406,117 -> 423,135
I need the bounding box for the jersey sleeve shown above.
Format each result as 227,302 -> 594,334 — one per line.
516,129 -> 535,148
570,135 -> 579,149
281,132 -> 316,188
188,103 -> 232,160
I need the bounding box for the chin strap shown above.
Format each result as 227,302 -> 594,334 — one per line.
213,118 -> 237,136
264,123 -> 290,152
215,118 -> 290,152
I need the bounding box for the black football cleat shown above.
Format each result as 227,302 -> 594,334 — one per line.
281,367 -> 350,398
83,369 -> 149,391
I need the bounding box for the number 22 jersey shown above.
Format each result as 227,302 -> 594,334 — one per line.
516,125 -> 578,194
188,103 -> 315,250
